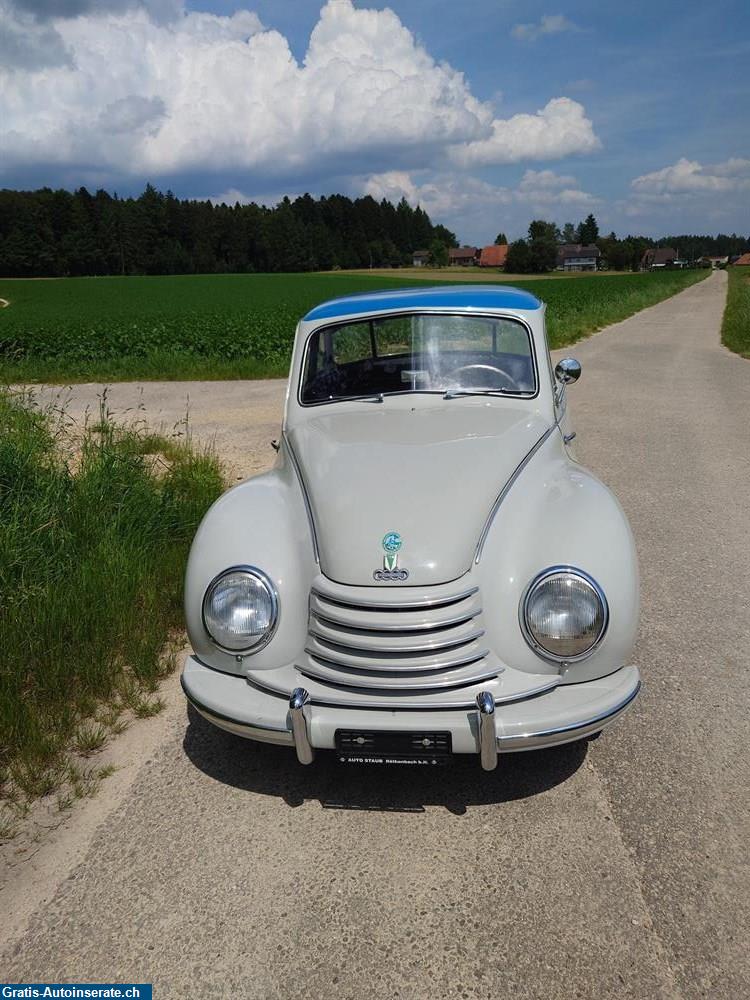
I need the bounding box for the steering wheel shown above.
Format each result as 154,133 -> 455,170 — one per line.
444,363 -> 520,392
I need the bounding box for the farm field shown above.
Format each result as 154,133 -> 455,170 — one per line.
0,269 -> 707,382
337,266 -> 639,281
721,265 -> 750,358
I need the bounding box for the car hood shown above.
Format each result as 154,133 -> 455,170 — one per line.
287,401 -> 550,587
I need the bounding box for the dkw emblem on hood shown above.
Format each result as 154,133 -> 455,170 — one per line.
374,532 -> 409,582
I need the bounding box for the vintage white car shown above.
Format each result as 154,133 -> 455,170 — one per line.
182,286 -> 640,770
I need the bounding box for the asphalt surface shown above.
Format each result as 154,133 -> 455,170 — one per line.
3,270 -> 748,998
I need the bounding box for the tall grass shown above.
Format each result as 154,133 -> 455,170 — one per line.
0,390 -> 223,811
0,269 -> 707,382
721,267 -> 750,358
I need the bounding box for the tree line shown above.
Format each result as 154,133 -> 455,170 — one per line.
0,185 -> 458,278
505,214 -> 749,274
1,188 -> 746,279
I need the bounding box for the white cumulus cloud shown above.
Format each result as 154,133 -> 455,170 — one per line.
518,168 -> 578,191
450,97 -> 600,167
631,157 -> 750,196
511,14 -> 578,42
0,0 -> 601,185
361,169 -> 598,244
517,169 -> 598,209
0,0 -> 489,178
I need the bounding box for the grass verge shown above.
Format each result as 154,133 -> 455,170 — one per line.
721,267 -> 750,358
0,389 -> 223,835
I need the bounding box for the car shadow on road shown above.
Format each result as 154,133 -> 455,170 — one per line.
182,705 -> 588,815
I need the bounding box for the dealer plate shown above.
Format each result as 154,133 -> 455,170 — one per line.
335,729 -> 452,765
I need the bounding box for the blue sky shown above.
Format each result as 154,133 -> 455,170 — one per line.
2,0 -> 748,244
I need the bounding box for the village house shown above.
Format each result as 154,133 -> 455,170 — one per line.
734,252 -> 750,266
412,249 -> 430,267
641,247 -> 678,270
449,246 -> 479,266
479,244 -> 509,268
557,244 -> 601,272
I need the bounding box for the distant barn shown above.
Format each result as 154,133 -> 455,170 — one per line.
449,246 -> 479,266
479,244 -> 509,268
641,247 -> 678,270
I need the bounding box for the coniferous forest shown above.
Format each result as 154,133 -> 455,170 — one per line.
1,185 -> 747,279
0,185 -> 458,278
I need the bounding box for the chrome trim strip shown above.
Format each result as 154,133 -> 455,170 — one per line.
474,425 -> 556,563
307,625 -> 486,654
496,680 -> 641,743
246,672 -> 558,711
295,685 -> 485,711
289,687 -> 315,764
305,646 -> 492,674
311,585 -> 479,611
476,691 -> 498,771
310,608 -> 482,633
283,434 -> 320,564
301,659 -> 501,691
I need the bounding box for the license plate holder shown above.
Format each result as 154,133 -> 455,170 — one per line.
335,729 -> 452,766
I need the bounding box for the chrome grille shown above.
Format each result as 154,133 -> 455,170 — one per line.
303,582 -> 500,694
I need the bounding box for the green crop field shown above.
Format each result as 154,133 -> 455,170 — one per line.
721,266 -> 750,359
0,269 -> 707,383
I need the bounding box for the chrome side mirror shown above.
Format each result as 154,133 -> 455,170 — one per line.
555,357 -> 582,385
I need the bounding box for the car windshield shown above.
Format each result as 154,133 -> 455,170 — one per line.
300,313 -> 536,404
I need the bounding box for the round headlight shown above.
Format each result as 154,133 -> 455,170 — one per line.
202,566 -> 278,653
521,567 -> 607,662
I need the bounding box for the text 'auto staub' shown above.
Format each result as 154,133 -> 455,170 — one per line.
182,286 -> 640,769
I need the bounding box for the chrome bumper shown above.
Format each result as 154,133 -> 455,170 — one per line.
181,660 -> 641,770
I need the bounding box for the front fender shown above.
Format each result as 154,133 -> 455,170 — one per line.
476,432 -> 639,683
184,446 -> 317,676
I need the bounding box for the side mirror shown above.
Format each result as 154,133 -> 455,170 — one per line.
555,358 -> 582,385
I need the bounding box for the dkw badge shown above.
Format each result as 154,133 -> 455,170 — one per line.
374,532 -> 409,581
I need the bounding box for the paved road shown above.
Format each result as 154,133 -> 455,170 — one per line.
3,271 -> 748,998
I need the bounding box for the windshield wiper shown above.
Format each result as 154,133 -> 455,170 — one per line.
442,389 -> 510,399
322,392 -> 384,404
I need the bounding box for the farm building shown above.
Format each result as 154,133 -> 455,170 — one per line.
449,246 -> 479,266
412,249 -> 430,267
479,244 -> 509,268
641,247 -> 678,270
699,255 -> 729,268
734,252 -> 750,266
557,244 -> 601,272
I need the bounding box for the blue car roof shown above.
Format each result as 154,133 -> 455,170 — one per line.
303,284 -> 542,321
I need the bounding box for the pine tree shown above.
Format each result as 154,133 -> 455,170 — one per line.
578,214 -> 599,245
561,222 -> 578,245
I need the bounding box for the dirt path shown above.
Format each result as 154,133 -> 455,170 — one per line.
3,271 -> 748,999
23,378 -> 288,481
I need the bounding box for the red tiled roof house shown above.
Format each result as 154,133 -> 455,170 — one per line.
479,244 -> 509,268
